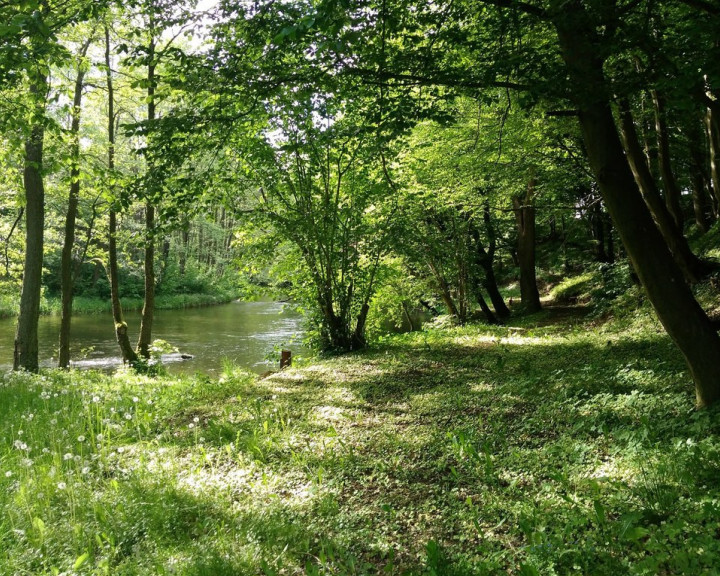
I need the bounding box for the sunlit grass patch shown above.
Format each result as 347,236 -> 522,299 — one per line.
2,311 -> 720,574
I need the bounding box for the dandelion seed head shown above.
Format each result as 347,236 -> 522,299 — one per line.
57,482 -> 67,490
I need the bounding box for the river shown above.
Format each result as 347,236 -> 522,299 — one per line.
0,301 -> 307,375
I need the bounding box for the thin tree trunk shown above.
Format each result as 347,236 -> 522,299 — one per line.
706,104 -> 720,211
652,90 -> 684,228
105,26 -> 138,365
618,100 -> 711,282
137,31 -> 157,359
180,222 -> 189,276
474,287 -> 499,324
14,75 -> 48,373
58,39 -> 91,369
687,116 -> 714,227
512,180 -> 541,313
555,8 -> 720,407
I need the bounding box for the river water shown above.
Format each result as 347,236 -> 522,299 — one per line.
0,301 -> 307,375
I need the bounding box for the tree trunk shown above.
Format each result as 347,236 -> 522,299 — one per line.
474,287 -> 499,324
512,180 -> 541,313
691,169 -> 711,233
618,100 -> 710,282
105,26 -> 138,365
137,31 -> 157,359
428,259 -> 460,318
706,104 -> 720,211
652,90 -> 684,229
687,117 -> 714,228
590,201 -> 609,262
14,76 -> 48,373
555,8 -> 720,407
58,40 -> 91,369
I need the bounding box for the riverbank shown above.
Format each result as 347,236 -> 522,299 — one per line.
2,309 -> 719,575
0,291 -> 241,320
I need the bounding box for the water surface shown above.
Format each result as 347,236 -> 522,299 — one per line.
0,301 -> 306,375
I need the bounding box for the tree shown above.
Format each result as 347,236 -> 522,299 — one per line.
284,0 -> 720,406
2,0 -> 103,372
58,34 -> 93,369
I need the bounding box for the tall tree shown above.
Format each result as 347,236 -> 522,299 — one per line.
105,24 -> 138,365
58,35 -> 93,369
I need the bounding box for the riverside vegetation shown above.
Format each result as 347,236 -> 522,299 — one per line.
2,292 -> 720,575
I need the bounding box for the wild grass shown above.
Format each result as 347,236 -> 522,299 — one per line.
2,309 -> 719,575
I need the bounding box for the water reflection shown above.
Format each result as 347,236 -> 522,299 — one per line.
0,301 -> 307,375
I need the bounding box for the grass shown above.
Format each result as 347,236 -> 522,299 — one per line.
2,309 -> 720,575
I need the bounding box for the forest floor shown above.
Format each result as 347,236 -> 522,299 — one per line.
2,306 -> 720,575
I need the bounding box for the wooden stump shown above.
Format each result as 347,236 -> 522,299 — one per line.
280,349 -> 292,369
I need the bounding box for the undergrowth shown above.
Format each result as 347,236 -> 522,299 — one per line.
1,311 -> 719,575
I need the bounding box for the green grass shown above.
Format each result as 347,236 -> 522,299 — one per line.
2,310 -> 720,575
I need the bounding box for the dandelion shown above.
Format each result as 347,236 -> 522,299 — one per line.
92,396 -> 100,403
57,482 -> 67,490
63,453 -> 73,460
4,471 -> 11,478
81,467 -> 90,475
188,423 -> 195,429
77,435 -> 86,442
193,417 -> 199,423
17,430 -> 23,436
133,397 -> 139,403
50,419 -> 57,426
117,447 -> 125,453
125,413 -> 132,420
96,434 -> 104,441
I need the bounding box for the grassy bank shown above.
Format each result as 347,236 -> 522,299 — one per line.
1,309 -> 719,575
0,291 -> 241,320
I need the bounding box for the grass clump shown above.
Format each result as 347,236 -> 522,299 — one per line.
2,311 -> 720,575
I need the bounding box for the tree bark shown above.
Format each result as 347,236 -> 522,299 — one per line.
137,31 -> 157,359
468,214 -> 510,318
512,180 -> 541,313
58,40 -> 91,369
706,104 -> 720,211
618,100 -> 711,283
555,6 -> 720,407
105,26 -> 138,365
687,116 -> 714,227
652,90 -> 684,229
14,75 -> 48,373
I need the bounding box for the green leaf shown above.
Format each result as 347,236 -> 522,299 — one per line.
73,552 -> 89,570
